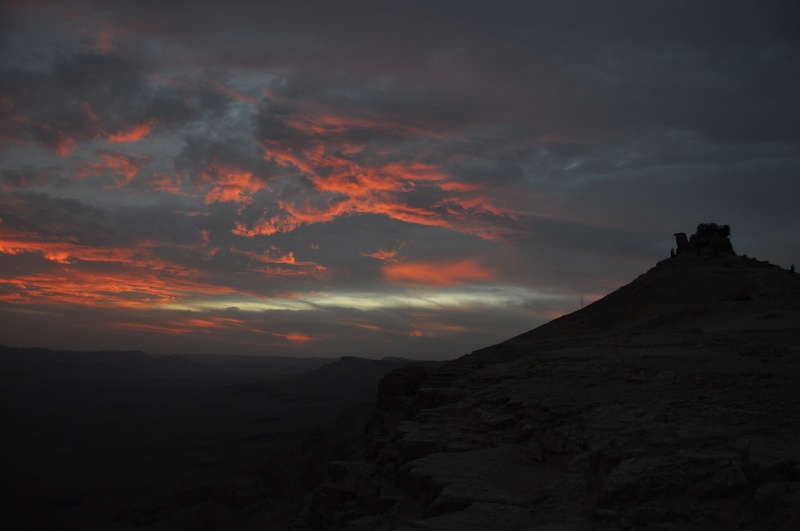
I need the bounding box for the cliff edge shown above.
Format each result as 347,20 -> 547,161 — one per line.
297,229 -> 800,530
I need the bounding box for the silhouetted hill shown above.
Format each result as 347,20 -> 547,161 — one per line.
290,250 -> 800,530
507,254 -> 800,344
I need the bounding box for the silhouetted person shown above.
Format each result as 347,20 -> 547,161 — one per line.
670,248 -> 675,258
792,264 -> 795,273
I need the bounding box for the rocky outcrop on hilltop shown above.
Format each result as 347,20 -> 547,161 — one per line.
295,253 -> 800,530
674,223 -> 736,256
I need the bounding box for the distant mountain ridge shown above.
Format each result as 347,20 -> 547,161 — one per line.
0,346 -> 339,380
0,347 -> 432,530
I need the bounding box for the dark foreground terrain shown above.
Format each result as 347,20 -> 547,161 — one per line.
4,250 -> 800,530
286,253 -> 800,530
0,350 -> 423,530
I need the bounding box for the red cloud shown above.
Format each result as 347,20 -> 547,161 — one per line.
360,248 -> 402,263
54,135 -> 77,157
382,258 -> 492,286
230,245 -> 328,278
110,321 -> 195,335
237,153 -> 505,239
143,171 -> 182,194
111,316 -> 287,338
79,151 -> 152,186
107,316 -> 314,346
407,311 -> 470,337
338,318 -> 383,332
106,120 -> 157,143
247,108 -> 517,240
0,271 -> 173,308
0,266 -> 255,309
1,226 -> 180,271
0,225 -> 260,308
269,331 -> 315,344
408,321 -> 468,337
197,162 -> 270,204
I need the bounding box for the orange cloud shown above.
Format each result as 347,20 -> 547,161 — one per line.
339,318 -> 383,332
180,316 -> 265,333
250,110 -> 517,240
1,226 -> 177,271
253,266 -> 326,278
0,272 -> 170,308
197,162 -> 270,204
382,258 -> 492,286
230,245 -> 327,278
360,248 -> 402,263
79,151 -> 152,186
0,267 -> 254,309
234,169 -> 464,238
381,161 -> 449,183
144,171 -> 182,194
107,316 -> 312,345
55,135 -> 76,157
408,321 -> 468,337
406,311 -> 470,337
110,321 -> 195,335
0,225 -> 259,308
269,331 -> 315,344
109,316 -> 258,336
438,181 -> 481,192
106,120 -> 157,143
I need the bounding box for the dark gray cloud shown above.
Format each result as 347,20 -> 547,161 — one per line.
1,165 -> 62,188
1,1 -> 799,358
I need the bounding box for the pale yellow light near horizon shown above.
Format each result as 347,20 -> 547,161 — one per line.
163,285 -> 572,313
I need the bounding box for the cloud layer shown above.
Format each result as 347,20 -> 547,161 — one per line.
1,1 -> 799,358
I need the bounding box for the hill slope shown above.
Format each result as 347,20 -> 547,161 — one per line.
299,253 -> 800,530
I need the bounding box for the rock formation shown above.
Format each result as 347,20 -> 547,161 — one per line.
674,223 -> 736,256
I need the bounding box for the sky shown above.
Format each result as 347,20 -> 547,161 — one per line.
1,1 -> 799,360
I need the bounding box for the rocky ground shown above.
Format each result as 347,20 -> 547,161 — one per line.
294,254 -> 800,530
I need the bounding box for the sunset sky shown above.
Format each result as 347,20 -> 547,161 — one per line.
2,1 -> 799,359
